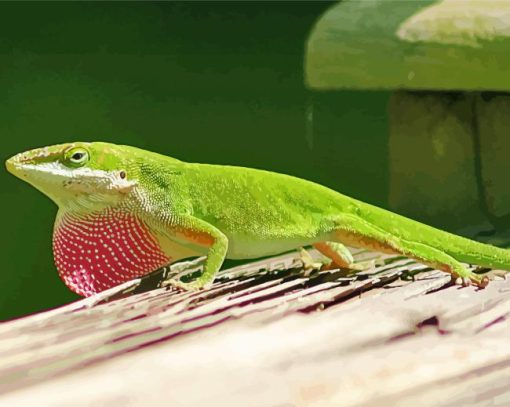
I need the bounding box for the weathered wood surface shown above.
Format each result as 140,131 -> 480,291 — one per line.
1,248 -> 510,406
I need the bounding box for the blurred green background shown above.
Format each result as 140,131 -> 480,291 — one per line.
0,2 -> 392,320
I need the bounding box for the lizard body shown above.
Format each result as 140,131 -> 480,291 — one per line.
6,141 -> 507,295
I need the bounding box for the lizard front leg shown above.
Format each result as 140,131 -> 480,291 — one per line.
165,216 -> 228,291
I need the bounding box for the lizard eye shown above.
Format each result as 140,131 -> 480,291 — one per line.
64,147 -> 89,168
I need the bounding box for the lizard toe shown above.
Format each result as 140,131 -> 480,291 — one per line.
165,278 -> 204,292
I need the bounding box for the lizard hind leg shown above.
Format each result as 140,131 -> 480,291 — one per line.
326,214 -> 489,287
312,241 -> 360,270
396,239 -> 490,288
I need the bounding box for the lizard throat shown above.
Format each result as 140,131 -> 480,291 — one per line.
53,207 -> 171,296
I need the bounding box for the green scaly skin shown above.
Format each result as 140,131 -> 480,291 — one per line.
6,141 -> 508,293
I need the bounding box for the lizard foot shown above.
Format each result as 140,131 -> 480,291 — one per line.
300,248 -> 324,276
164,278 -> 208,291
452,272 -> 489,289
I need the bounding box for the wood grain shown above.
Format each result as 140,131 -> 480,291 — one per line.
0,248 -> 509,406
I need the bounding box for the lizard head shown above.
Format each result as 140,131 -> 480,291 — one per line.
6,142 -> 137,211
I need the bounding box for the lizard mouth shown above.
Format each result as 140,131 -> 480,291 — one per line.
5,154 -> 70,199
5,155 -> 47,182
5,148 -> 66,180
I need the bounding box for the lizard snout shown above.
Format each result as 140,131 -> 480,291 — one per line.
5,154 -> 21,175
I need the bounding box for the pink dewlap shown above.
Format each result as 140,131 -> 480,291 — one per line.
53,209 -> 170,296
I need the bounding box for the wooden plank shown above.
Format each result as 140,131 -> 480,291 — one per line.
0,248 -> 509,405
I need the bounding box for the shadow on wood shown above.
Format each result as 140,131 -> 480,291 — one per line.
0,248 -> 509,406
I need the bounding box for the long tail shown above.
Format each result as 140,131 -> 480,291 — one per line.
438,231 -> 510,271
359,200 -> 510,271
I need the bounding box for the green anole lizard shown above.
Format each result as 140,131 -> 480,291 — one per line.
6,142 -> 506,296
